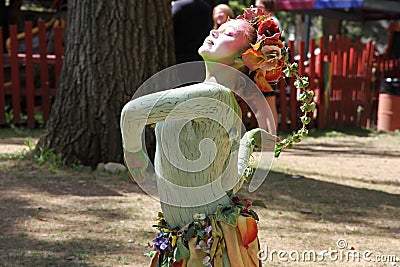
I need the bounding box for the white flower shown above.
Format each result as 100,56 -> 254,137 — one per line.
193,213 -> 206,221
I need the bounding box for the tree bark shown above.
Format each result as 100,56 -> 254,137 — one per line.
37,0 -> 175,166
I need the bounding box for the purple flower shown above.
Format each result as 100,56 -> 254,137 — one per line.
152,232 -> 172,252
196,240 -> 207,250
204,226 -> 212,234
207,236 -> 213,248
202,255 -> 212,266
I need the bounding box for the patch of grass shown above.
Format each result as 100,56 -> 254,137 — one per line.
35,147 -> 64,172
0,126 -> 44,139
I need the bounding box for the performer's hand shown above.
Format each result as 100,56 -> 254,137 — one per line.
124,150 -> 149,183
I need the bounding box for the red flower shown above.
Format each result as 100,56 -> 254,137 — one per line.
239,7 -> 264,21
263,32 -> 284,47
244,198 -> 251,207
264,67 -> 284,82
257,18 -> 280,37
232,196 -> 240,203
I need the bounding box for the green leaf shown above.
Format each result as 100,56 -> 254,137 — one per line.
251,200 -> 267,208
294,77 -> 309,89
297,128 -> 309,137
197,229 -> 205,238
309,102 -> 316,112
283,67 -> 292,77
299,90 -> 314,103
301,115 -> 311,125
184,226 -> 197,240
274,147 -> 282,158
300,103 -> 315,113
292,134 -> 302,143
216,205 -> 240,226
174,241 -> 190,262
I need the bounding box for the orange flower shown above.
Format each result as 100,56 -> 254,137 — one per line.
237,216 -> 258,249
264,33 -> 284,48
254,71 -> 273,92
242,48 -> 265,71
242,48 -> 279,70
242,46 -> 284,92
263,64 -> 284,82
237,7 -> 264,20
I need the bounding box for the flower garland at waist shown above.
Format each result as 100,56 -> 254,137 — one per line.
148,195 -> 265,267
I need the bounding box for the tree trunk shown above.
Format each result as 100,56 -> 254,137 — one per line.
37,0 -> 175,166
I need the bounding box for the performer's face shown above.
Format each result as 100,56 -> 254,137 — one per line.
199,20 -> 251,65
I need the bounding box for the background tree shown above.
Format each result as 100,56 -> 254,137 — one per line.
37,0 -> 175,167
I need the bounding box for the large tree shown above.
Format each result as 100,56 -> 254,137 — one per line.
37,0 -> 175,166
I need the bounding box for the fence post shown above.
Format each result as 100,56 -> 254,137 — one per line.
9,24 -> 21,124
25,21 -> 35,129
0,27 -> 5,125
317,37 -> 325,129
309,38 -> 316,129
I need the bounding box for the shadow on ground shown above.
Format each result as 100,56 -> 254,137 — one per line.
240,169 -> 399,233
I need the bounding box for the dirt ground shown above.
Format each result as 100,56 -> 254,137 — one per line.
0,128 -> 399,266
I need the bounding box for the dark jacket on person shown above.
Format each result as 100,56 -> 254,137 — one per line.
172,0 -> 213,63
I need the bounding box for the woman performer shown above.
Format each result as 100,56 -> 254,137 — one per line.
121,7 -> 288,267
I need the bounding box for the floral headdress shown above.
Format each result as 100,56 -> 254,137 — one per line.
237,7 -> 288,92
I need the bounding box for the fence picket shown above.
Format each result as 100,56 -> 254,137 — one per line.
25,21 -> 35,129
317,37 -> 325,129
0,27 -> 5,125
9,25 -> 21,124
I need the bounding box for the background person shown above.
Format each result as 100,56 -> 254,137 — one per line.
212,3 -> 235,30
172,0 -> 213,63
255,0 -> 282,30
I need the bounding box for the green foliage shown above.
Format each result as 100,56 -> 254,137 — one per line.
0,150 -> 27,160
35,147 -> 64,172
228,0 -> 251,16
24,138 -> 36,151
275,62 -> 316,157
5,108 -> 14,127
341,20 -> 390,52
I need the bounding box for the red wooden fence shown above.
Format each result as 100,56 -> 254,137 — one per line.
1,21 -> 399,131
0,20 -> 63,128
243,34 -> 400,131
